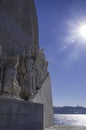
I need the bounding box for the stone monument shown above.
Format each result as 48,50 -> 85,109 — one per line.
0,0 -> 53,129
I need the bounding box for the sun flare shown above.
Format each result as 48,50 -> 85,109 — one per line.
78,24 -> 86,39
69,21 -> 86,44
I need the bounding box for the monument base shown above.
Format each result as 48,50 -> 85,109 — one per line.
0,98 -> 43,130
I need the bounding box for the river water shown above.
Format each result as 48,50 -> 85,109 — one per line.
54,114 -> 86,127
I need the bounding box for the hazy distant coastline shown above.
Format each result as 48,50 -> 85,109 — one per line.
53,106 -> 86,114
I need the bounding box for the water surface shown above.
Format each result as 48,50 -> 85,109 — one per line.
54,114 -> 86,127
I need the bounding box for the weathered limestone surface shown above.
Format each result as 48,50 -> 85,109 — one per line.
30,76 -> 54,128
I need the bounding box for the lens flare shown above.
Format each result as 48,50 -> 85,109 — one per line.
78,24 -> 86,39
68,21 -> 86,45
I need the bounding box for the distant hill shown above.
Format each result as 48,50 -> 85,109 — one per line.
53,106 -> 86,114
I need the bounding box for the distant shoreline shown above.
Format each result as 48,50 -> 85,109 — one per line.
53,106 -> 86,114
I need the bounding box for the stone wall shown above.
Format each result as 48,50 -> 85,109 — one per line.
0,98 -> 43,130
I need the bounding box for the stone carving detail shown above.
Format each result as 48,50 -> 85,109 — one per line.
0,47 -> 49,100
35,49 -> 49,90
0,55 -> 21,98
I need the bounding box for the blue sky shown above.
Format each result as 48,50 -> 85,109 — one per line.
35,0 -> 86,107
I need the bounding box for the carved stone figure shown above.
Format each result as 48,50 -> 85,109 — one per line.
17,49 -> 36,100
35,49 -> 49,90
2,57 -> 21,98
16,55 -> 28,100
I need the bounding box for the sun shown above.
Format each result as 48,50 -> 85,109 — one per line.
69,21 -> 86,43
66,19 -> 86,47
78,24 -> 86,39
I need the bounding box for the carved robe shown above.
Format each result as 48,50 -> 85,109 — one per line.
2,57 -> 21,97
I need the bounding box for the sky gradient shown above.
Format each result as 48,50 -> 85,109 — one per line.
35,0 -> 86,107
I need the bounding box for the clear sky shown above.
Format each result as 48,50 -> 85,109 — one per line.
35,0 -> 86,107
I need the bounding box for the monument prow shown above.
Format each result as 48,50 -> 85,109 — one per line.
0,0 -> 53,129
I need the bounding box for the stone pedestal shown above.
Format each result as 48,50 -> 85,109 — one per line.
0,98 -> 43,130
